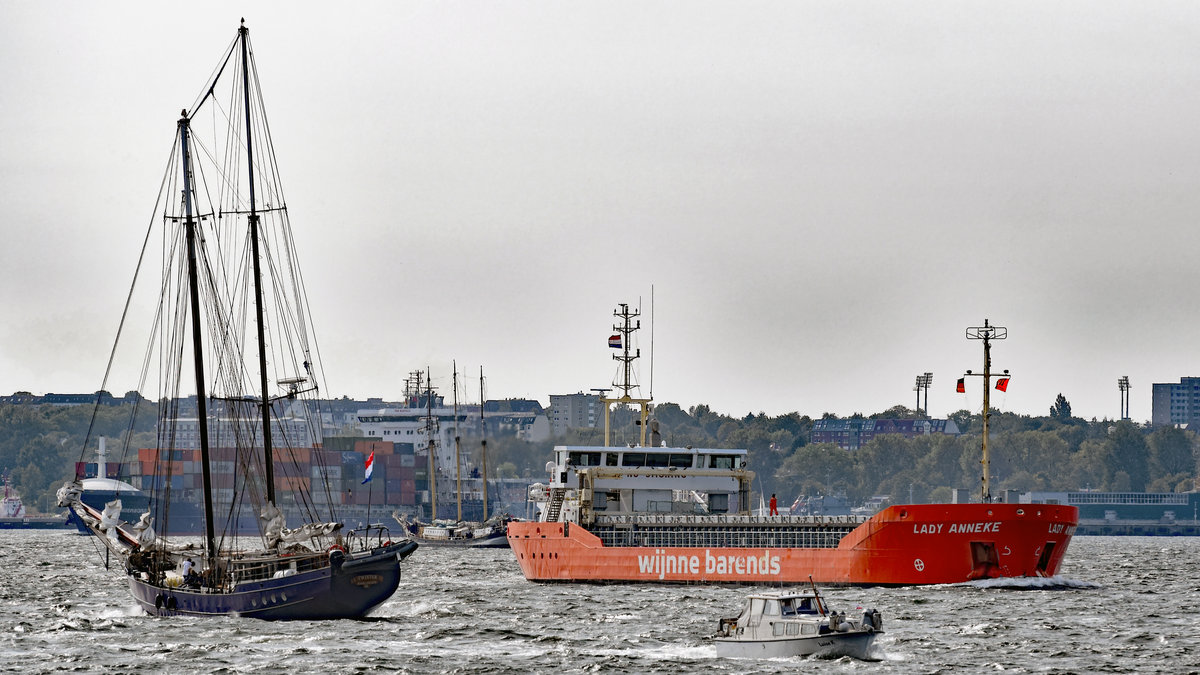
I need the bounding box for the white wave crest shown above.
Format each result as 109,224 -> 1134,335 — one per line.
960,575 -> 1100,590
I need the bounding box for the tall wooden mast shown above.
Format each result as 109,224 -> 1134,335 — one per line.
453,362 -> 462,522
178,112 -> 218,568
239,20 -> 277,504
480,367 -> 488,521
426,367 -> 437,521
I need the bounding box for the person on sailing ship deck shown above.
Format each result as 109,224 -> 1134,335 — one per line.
183,558 -> 202,588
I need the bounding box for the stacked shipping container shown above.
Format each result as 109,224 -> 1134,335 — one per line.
114,439 -> 429,511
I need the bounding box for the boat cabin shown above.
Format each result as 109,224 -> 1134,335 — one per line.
741,591 -> 822,621
559,447 -> 747,471
541,444 -> 753,519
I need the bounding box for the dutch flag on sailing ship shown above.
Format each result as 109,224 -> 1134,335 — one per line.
609,334 -> 622,349
362,450 -> 375,484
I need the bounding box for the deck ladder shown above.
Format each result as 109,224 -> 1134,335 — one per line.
545,488 -> 566,522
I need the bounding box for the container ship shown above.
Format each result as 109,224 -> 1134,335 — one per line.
507,312 -> 1078,585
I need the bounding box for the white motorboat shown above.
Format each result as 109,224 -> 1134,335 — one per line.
714,588 -> 882,660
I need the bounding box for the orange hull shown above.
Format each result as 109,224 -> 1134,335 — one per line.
508,503 -> 1079,585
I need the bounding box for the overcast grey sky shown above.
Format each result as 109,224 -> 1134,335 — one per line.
2,1 -> 1198,422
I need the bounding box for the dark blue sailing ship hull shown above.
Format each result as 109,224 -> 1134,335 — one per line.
128,540 -> 418,620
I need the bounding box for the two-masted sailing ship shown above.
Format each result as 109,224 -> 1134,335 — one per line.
58,21 -> 416,619
391,367 -> 512,547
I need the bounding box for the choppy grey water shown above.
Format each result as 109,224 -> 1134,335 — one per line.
1,531 -> 1197,673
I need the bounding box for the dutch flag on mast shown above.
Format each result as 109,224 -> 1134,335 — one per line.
362,450 -> 375,484
608,334 -> 622,349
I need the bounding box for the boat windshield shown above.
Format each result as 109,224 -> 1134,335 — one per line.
781,596 -> 816,615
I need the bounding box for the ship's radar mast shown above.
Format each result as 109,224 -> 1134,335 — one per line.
602,303 -> 652,447
963,320 -> 1008,502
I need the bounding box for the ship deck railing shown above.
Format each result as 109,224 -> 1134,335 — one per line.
586,513 -> 868,549
593,513 -> 870,526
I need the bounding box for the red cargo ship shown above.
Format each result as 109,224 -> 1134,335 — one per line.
507,441 -> 1077,585
508,312 -> 1078,585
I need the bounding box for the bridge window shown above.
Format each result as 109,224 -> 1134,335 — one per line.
669,454 -> 694,468
710,455 -> 738,469
568,451 -> 602,467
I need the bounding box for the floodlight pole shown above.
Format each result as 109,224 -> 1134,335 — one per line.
923,373 -> 933,418
965,320 -> 1008,503
913,373 -> 933,417
1117,376 -> 1130,421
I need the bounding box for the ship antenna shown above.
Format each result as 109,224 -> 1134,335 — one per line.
649,285 -> 655,401
964,320 -> 1008,503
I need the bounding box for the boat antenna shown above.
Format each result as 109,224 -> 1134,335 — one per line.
808,575 -> 827,616
963,320 -> 1008,503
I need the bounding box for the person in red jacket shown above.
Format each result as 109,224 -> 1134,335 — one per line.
769,494 -> 779,516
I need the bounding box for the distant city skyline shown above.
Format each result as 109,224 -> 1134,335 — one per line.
4,3 -> 1199,424
0,371 -> 1174,425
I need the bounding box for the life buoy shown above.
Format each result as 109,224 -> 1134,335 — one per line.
383,540 -> 392,547
327,544 -> 346,554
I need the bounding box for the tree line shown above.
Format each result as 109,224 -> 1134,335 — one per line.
4,395 -> 1197,514
481,400 -> 1199,506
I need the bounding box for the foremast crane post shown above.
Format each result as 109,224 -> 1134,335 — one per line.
963,320 -> 1008,503
602,303 -> 652,447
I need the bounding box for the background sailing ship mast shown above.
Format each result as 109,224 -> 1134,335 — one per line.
452,362 -> 462,522
602,303 -> 652,447
424,367 -> 439,520
479,367 -> 489,521
962,320 -> 1009,503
